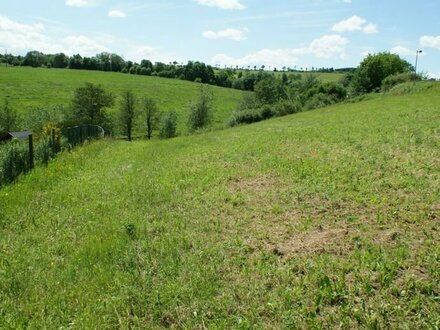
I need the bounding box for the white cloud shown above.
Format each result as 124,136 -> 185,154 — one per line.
63,36 -> 110,56
0,16 -> 55,53
332,15 -> 378,34
0,16 -> 109,56
108,10 -> 127,18
65,0 -> 95,7
211,34 -> 348,68
194,0 -> 245,10
363,23 -> 378,34
123,43 -> 183,64
420,35 -> 440,50
427,72 -> 440,80
391,46 -> 415,57
212,49 -> 298,69
202,28 -> 247,41
293,34 -> 348,59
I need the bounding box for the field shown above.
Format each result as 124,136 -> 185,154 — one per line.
0,66 -> 248,132
1,82 -> 439,328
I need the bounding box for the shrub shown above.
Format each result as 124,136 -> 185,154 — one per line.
381,72 -> 420,92
304,93 -> 338,110
187,85 -> 213,132
0,99 -> 20,133
229,105 -> 275,127
0,141 -> 30,186
159,111 -> 178,139
22,106 -> 66,133
350,52 -> 412,94
274,100 -> 302,116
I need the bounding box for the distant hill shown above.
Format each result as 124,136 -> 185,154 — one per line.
0,66 -> 249,132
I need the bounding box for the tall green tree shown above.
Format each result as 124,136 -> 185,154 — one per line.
350,52 -> 412,94
187,85 -> 214,132
0,99 -> 19,133
142,97 -> 160,140
119,90 -> 137,141
254,75 -> 284,105
70,83 -> 114,129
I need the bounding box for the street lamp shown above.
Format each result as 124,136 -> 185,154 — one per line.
415,50 -> 422,74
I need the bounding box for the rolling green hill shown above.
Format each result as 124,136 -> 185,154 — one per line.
0,66 -> 248,132
1,83 -> 439,328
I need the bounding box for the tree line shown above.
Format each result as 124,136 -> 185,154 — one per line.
0,51 -> 354,92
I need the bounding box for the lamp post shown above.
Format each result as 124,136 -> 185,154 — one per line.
415,50 -> 422,74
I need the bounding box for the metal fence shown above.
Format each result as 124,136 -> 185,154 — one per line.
61,124 -> 104,147
1,125 -> 105,187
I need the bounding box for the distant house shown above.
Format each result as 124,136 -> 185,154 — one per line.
0,131 -> 32,142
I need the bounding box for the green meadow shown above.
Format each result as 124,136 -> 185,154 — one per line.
1,81 -> 439,328
0,66 -> 248,132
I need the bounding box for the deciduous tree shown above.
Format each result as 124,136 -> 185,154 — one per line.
70,83 -> 114,130
142,97 -> 160,139
119,90 -> 136,141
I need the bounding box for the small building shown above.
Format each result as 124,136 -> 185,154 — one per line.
0,131 -> 32,142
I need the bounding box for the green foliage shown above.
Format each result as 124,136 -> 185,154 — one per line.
22,106 -> 66,133
0,99 -> 19,133
118,90 -> 137,141
159,111 -> 178,138
273,99 -> 302,116
387,81 -> 436,96
229,74 -> 348,126
254,76 -> 285,104
70,82 -> 115,132
350,52 -> 412,94
187,85 -> 214,132
0,134 -> 61,186
141,97 -> 160,140
0,141 -> 29,185
381,72 -> 420,92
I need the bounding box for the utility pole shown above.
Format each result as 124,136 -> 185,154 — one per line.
415,50 -> 422,74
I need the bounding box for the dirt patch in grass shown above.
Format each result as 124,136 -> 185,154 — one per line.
270,227 -> 353,257
227,176 -> 279,194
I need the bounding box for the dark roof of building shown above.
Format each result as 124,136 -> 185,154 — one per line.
8,131 -> 32,139
0,131 -> 32,141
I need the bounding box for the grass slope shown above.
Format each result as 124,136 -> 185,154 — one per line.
0,66 -> 248,132
1,83 -> 439,328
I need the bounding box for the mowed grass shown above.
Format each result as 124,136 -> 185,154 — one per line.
1,83 -> 439,328
0,66 -> 248,132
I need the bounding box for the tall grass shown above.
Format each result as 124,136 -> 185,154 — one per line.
1,82 -> 439,328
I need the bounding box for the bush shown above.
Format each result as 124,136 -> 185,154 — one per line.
159,111 -> 178,139
304,93 -> 338,110
381,72 -> 420,92
0,99 -> 20,133
229,105 -> 275,127
187,85 -> 213,132
350,52 -> 412,94
22,106 -> 66,133
387,81 -> 436,96
0,141 -> 30,186
274,100 -> 302,116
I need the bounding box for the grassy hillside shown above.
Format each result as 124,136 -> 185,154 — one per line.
1,83 -> 439,328
0,66 -> 248,132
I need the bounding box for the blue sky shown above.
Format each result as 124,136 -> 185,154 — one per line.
0,0 -> 439,77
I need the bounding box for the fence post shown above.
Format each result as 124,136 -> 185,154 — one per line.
29,134 -> 34,169
51,128 -> 57,154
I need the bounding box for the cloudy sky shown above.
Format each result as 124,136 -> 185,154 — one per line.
1,0 -> 439,77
